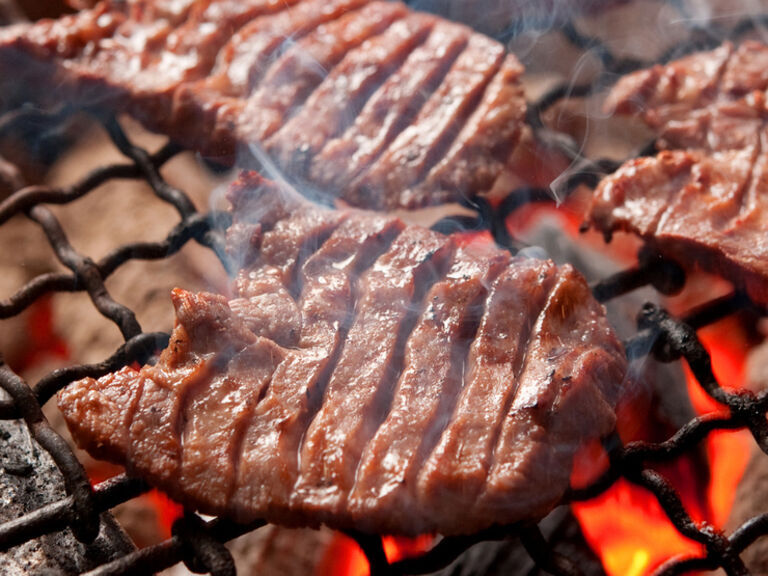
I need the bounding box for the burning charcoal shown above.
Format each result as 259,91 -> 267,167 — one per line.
0,409 -> 134,574
57,171 -> 626,537
0,216 -> 60,373
227,525 -> 334,576
431,508 -> 605,576
727,447 -> 768,574
0,0 -> 526,210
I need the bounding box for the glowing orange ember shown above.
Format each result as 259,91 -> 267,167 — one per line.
146,488 -> 185,540
453,229 -> 494,247
14,295 -> 68,372
318,533 -> 434,576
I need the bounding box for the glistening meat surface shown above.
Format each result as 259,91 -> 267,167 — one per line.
59,171 -> 627,536
590,42 -> 768,305
0,0 -> 526,210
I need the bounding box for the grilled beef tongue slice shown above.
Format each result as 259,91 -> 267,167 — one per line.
59,171 -> 626,536
589,41 -> 768,306
0,0 -> 525,210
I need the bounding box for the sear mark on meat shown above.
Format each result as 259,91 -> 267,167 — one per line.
293,226 -> 454,524
241,1 -> 409,142
230,210 -> 403,523
265,13 -> 437,178
347,242 -> 509,534
0,0 -> 526,209
59,171 -> 627,536
590,41 -> 768,305
309,20 -> 469,198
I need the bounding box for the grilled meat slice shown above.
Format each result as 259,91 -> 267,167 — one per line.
231,211 -> 404,520
591,146 -> 768,306
239,1 -> 408,142
308,21 -> 470,198
345,32 -> 506,208
604,42 -> 768,152
0,0 -> 525,209
590,41 -> 768,305
417,258 -> 558,529
293,226 -> 453,524
264,14 -> 436,177
346,242 -> 510,532
59,171 -> 626,536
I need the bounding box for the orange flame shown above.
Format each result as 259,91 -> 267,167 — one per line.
574,321 -> 752,575
574,479 -> 704,576
89,468 -> 184,545
685,322 -> 751,529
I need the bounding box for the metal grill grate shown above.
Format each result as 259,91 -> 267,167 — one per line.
1,3 -> 768,575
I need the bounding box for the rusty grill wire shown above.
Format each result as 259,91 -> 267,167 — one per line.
1,5 -> 768,576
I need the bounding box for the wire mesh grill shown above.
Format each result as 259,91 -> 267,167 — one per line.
1,3 -> 768,575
